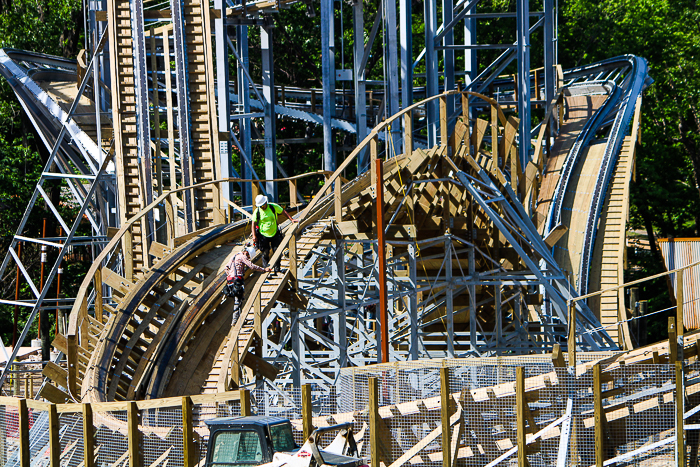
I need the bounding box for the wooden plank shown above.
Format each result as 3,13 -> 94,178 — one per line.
37,384 -> 70,404
242,352 -> 279,381
544,225 -> 568,248
42,361 -> 68,390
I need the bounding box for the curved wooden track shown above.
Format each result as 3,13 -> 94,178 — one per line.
39,89 -> 639,403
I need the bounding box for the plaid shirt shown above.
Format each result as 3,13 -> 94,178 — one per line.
226,251 -> 265,278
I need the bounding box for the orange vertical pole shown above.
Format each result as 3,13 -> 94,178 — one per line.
376,159 -> 388,363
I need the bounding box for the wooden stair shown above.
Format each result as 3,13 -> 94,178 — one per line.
590,136 -> 636,348
220,222 -> 331,390
106,0 -> 148,279
179,0 -> 222,228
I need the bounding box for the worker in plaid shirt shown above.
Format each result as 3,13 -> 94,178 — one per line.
224,243 -> 271,325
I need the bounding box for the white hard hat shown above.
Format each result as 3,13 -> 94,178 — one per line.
255,194 -> 268,207
245,245 -> 256,257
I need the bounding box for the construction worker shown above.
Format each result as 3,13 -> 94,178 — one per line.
224,243 -> 272,325
252,194 -> 298,273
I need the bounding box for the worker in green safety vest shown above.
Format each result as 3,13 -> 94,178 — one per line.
252,194 -> 298,273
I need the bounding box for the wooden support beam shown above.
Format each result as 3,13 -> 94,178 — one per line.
568,302 -> 576,371
289,180 -> 298,208
49,404 -> 60,467
516,367 -> 527,467
182,396 -> 195,467
552,343 -> 565,368
440,367 -> 451,467
677,362 -> 685,467
440,95 -> 448,147
670,317 -> 678,364
240,389 -> 251,416
369,377 -> 380,467
128,401 -> 141,467
83,403 -> 95,467
302,384 -> 313,440
462,93 -> 471,153
335,178 -> 342,222
404,111 -> 413,156
491,105 -> 499,173
94,268 -> 103,322
593,363 -> 604,467
67,334 -> 78,397
18,398 -> 29,467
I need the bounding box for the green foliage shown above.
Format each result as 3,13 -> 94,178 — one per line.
0,0 -> 83,56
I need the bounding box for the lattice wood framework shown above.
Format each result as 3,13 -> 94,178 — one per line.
34,91 -> 624,405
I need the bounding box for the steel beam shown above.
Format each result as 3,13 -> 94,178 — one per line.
261,24 -> 278,200
354,0 -> 368,173
516,0 -> 532,166
237,26 -> 253,206
321,0 -> 336,171
384,0 -> 401,156
215,0 -> 232,202
424,0 -> 439,147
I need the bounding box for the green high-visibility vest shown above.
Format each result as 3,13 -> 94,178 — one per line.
253,203 -> 283,237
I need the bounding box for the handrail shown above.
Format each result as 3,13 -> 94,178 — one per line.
573,260 -> 700,304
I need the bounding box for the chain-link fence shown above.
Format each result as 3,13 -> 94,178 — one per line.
0,360 -> 693,467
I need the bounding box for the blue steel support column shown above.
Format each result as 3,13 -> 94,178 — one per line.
237,26 -> 253,205
543,0 -> 555,104
215,0 -> 231,202
442,0 -> 455,130
384,0 -> 401,156
321,0 -> 336,171
131,0 -> 154,244
516,0 -> 531,166
171,0 -> 194,231
399,0 -> 412,110
354,0 -> 368,173
261,24 -> 277,200
424,0 -> 438,147
464,2 -> 476,85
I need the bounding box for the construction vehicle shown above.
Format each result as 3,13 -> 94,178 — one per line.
205,416 -> 367,467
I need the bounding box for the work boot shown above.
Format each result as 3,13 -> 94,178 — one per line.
274,263 -> 281,274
